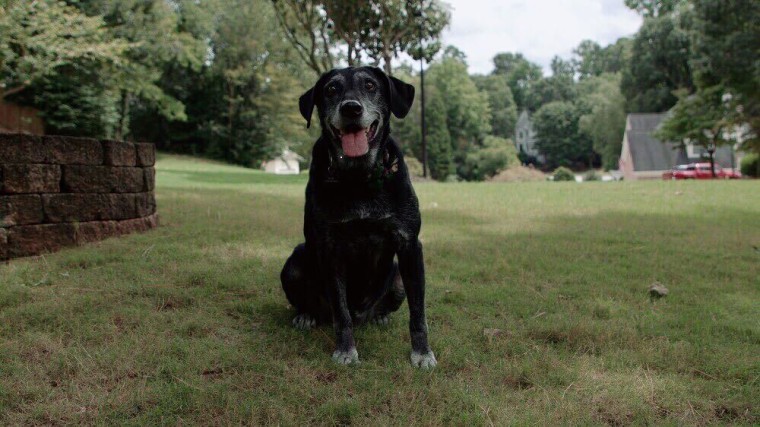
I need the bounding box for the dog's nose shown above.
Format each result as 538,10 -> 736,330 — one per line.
340,101 -> 363,118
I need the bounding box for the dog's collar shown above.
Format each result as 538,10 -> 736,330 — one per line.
368,149 -> 400,190
325,148 -> 399,188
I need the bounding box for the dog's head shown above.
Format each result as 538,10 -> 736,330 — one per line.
299,67 -> 415,171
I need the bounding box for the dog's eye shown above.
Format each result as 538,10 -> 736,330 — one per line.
365,81 -> 376,92
325,84 -> 338,97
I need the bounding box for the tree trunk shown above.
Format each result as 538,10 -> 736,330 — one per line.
383,52 -> 393,75
115,90 -> 131,140
709,149 -> 716,177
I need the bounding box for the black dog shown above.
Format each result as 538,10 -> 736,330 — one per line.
280,67 -> 436,368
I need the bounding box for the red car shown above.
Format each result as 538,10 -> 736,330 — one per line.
662,163 -> 742,180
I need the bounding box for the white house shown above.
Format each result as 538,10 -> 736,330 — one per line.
514,110 -> 543,162
263,149 -> 304,175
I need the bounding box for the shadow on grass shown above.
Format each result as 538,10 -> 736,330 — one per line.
161,169 -> 308,185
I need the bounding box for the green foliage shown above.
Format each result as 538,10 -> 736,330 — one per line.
524,57 -> 577,111
425,95 -> 454,181
274,0 -> 451,76
0,0 -> 129,135
472,74 -> 518,139
624,0 -> 684,17
533,101 -> 594,169
459,135 -> 518,181
656,86 -> 734,158
578,73 -> 627,170
687,0 -> 760,156
491,52 -> 544,112
621,13 -> 693,113
572,38 -> 632,80
739,153 -> 759,178
552,166 -> 575,181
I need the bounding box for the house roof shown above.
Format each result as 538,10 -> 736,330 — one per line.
627,130 -> 685,171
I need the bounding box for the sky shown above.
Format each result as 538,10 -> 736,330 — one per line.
438,0 -> 643,75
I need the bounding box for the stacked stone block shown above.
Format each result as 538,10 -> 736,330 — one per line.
1,134 -> 158,260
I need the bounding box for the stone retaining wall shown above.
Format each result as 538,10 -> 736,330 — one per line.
1,134 -> 157,261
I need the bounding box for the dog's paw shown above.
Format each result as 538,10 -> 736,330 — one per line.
292,313 -> 316,330
372,314 -> 390,326
332,348 -> 359,365
410,350 -> 437,369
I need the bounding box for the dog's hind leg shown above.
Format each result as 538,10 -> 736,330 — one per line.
371,263 -> 406,325
281,243 -> 324,329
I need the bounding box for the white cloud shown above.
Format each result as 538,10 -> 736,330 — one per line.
438,0 -> 642,75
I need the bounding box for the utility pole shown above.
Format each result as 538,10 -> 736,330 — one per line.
413,3 -> 428,178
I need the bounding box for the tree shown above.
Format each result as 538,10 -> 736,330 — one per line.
361,0 -> 450,74
621,12 -> 693,113
656,86 -> 735,177
572,38 -> 632,80
426,54 -> 491,159
491,52 -> 543,112
524,56 -> 577,111
459,135 -> 517,181
472,73 -> 518,139
533,101 -> 593,169
271,0 -> 336,76
273,0 -> 450,76
687,0 -> 760,156
425,94 -> 453,180
624,0 -> 684,18
577,73 -> 627,170
0,0 -> 128,99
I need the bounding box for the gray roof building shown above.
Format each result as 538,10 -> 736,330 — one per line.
619,113 -> 736,180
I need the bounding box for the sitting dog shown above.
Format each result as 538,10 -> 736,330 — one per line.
280,67 -> 436,368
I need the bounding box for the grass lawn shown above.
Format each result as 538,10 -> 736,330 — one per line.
1,154 -> 758,425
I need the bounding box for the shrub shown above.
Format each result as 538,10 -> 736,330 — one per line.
740,153 -> 759,178
459,136 -> 519,181
552,167 -> 575,182
404,156 -> 424,178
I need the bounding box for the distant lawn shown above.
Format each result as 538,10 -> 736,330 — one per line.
1,154 -> 758,425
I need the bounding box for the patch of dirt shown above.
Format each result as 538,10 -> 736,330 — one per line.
489,165 -> 547,182
502,374 -> 532,390
315,371 -> 338,383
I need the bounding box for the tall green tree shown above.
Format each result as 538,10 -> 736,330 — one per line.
656,86 -> 735,176
533,101 -> 593,168
472,73 -> 518,139
624,0 -> 684,18
525,56 -> 577,111
687,0 -> 760,155
425,94 -> 453,180
577,73 -> 627,170
0,0 -> 131,136
427,53 -> 491,155
491,52 -> 543,112
621,12 -> 694,113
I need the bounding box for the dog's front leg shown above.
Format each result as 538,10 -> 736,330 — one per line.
398,239 -> 436,369
322,248 -> 359,365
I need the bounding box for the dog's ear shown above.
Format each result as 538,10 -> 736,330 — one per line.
299,87 -> 316,129
388,75 -> 415,118
369,67 -> 415,119
299,72 -> 332,128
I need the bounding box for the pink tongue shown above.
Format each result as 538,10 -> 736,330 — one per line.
340,130 -> 369,157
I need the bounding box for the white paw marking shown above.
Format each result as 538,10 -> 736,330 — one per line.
372,315 -> 390,326
292,314 -> 316,330
410,350 -> 437,369
332,348 -> 359,365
